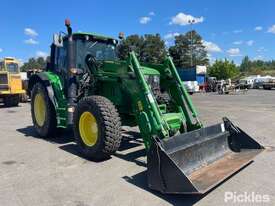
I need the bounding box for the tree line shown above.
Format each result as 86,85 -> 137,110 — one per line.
20,57 -> 49,72
118,30 -> 209,67
20,30 -> 275,80
240,56 -> 275,72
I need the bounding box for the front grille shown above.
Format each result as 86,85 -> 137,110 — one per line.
0,73 -> 8,85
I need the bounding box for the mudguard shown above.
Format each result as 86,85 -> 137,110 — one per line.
28,72 -> 67,127
29,73 -> 55,106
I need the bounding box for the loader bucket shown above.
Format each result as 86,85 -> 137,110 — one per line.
147,117 -> 264,194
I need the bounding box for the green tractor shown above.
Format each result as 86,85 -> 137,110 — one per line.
28,20 -> 264,194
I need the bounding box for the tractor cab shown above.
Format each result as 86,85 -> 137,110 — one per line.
49,32 -> 118,73
49,30 -> 161,102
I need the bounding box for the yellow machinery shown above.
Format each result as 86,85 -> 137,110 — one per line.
0,57 -> 25,106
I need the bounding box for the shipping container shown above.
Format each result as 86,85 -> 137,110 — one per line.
196,65 -> 207,74
196,74 -> 206,85
177,68 -> 196,81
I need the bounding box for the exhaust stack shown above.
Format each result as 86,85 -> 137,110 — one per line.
65,19 -> 77,125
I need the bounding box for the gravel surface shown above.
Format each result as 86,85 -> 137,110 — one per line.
0,90 -> 274,206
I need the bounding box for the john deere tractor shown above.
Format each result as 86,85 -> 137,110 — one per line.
28,20 -> 264,194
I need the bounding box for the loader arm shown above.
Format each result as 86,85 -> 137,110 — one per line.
127,52 -> 264,195
164,55 -> 202,129
128,52 -> 169,148
127,51 -> 202,149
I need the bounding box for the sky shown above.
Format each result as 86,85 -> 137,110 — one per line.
1,0 -> 275,65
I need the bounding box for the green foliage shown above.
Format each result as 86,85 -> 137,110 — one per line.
118,30 -> 208,66
208,59 -> 239,80
240,56 -> 252,72
169,30 -> 209,68
117,35 -> 144,60
140,34 -> 166,64
240,56 -> 275,73
20,57 -> 48,72
117,34 -> 166,64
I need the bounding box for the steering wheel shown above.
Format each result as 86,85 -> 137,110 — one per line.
85,54 -> 98,69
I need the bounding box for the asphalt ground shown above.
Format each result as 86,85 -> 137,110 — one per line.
0,89 -> 274,206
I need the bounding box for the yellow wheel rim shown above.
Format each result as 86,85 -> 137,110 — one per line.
79,111 -> 98,146
34,93 -> 46,127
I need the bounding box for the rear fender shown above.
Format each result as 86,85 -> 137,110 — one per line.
29,72 -> 67,127
28,73 -> 57,108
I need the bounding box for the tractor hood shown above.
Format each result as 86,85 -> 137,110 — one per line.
102,60 -> 160,76
140,66 -> 160,76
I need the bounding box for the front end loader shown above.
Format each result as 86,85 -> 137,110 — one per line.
28,20 -> 264,194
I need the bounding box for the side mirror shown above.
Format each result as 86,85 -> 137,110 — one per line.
53,33 -> 63,47
118,32 -> 125,40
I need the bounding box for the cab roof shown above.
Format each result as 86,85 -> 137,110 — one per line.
73,32 -> 116,41
0,57 -> 18,63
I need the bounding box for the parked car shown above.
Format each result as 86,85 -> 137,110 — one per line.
239,79 -> 253,89
253,76 -> 273,89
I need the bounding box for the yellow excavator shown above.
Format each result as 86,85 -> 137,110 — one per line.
0,57 -> 25,106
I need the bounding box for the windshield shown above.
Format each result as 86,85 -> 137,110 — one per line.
7,63 -> 19,73
76,39 -> 117,63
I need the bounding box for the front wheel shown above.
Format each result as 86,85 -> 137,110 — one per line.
73,96 -> 122,160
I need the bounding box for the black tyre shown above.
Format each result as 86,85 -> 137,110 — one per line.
20,93 -> 29,102
73,96 -> 122,160
156,92 -> 174,112
31,82 -> 57,138
4,95 -> 20,107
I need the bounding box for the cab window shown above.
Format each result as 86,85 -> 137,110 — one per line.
54,43 -> 67,72
7,63 -> 19,73
0,62 -> 4,71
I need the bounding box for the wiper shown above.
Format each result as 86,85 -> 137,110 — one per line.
88,41 -> 98,49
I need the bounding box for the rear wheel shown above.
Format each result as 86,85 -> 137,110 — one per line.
73,96 -> 122,160
4,95 -> 20,107
31,82 -> 57,138
20,93 -> 29,102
